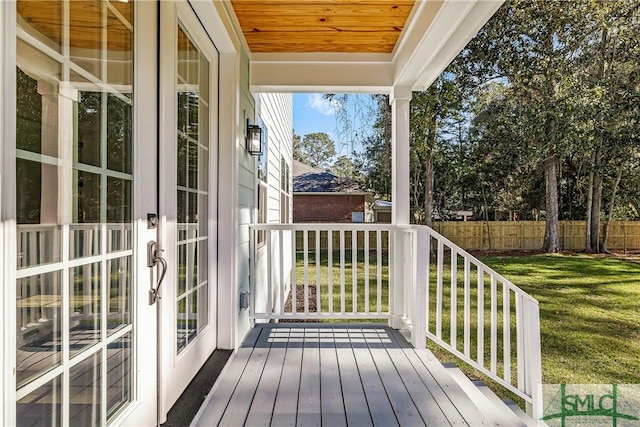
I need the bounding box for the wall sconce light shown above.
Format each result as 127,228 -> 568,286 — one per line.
246,120 -> 263,156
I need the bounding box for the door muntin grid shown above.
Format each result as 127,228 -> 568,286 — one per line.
15,1 -> 135,425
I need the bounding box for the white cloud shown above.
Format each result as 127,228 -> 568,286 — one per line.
307,93 -> 343,116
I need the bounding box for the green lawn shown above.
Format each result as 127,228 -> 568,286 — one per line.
425,253 -> 640,407
295,251 -> 640,402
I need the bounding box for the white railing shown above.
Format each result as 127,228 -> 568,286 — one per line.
400,225 -> 542,419
249,223 -> 393,320
248,222 -> 542,419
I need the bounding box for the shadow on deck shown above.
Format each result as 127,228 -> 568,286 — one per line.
191,324 -> 534,427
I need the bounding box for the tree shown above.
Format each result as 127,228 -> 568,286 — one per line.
293,132 -> 336,169
331,155 -> 357,179
463,0 -> 591,252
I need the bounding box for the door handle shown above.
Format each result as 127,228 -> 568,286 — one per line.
148,240 -> 167,305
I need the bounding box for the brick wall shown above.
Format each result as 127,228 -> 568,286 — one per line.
293,194 -> 365,223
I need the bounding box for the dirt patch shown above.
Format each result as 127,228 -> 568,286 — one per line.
469,249 -> 545,257
283,284 -> 318,323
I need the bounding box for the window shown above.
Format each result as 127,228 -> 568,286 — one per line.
257,182 -> 267,246
280,157 -> 291,223
256,118 -> 268,246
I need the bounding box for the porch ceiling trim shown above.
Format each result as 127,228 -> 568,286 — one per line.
246,0 -> 503,93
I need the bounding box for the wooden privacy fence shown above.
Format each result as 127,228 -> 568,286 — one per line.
293,221 -> 640,251
431,221 -> 640,251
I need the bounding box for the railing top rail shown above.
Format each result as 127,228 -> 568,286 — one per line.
249,223 -> 396,231
407,224 -> 538,305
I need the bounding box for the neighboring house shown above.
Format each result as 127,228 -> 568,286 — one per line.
293,160 -> 372,223
373,200 -> 393,223
0,2 -> 543,426
373,200 -> 474,223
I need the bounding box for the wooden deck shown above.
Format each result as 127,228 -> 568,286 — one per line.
192,324 -> 533,427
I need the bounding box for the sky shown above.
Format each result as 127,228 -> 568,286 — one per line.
293,93 -> 377,158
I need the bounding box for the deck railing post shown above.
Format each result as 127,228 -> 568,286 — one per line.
523,298 -> 543,422
411,229 -> 428,349
389,227 -> 405,329
249,227 -> 256,328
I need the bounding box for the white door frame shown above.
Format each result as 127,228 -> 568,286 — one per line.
110,0 -> 160,425
188,0 -> 243,352
1,2 -> 17,424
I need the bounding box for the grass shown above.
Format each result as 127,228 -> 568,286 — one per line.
294,249 -> 390,318
477,253 -> 640,385
294,250 -> 640,403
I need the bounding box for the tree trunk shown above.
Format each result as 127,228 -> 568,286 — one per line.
590,146 -> 604,252
591,170 -> 603,252
585,155 -> 595,252
602,166 -> 623,253
424,153 -> 434,228
542,155 -> 560,253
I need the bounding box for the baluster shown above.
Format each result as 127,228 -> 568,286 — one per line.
503,283 -> 511,383
267,230 -> 272,316
464,258 -> 471,357
364,230 -> 370,315
490,276 -> 498,374
436,240 -> 444,338
316,229 -> 321,314
291,229 -> 296,315
340,229 -> 345,314
377,230 -> 382,314
516,293 -> 524,390
352,230 -> 357,314
450,248 -> 457,348
303,229 -> 309,314
328,230 -> 333,314
477,266 -> 484,367
279,229 -> 284,315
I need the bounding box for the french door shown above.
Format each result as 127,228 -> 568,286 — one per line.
157,1 -> 219,419
7,1 -> 158,425
5,1 -> 220,425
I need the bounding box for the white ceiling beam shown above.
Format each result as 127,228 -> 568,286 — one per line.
244,0 -> 504,93
250,59 -> 394,93
396,0 -> 504,90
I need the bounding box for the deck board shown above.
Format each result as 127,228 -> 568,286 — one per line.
297,329 -> 321,427
334,332 -> 373,427
350,328 -> 399,427
319,329 -> 347,427
243,328 -> 287,427
193,324 -> 522,427
219,329 -> 270,426
271,328 -> 304,427
192,327 -> 261,427
367,329 -> 424,425
381,330 -> 458,426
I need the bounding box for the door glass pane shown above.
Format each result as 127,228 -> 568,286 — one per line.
16,0 -> 136,423
176,24 -> 210,354
76,92 -> 102,167
69,352 -> 102,426
17,375 -> 62,427
69,263 -> 101,357
16,272 -> 62,388
69,3 -> 102,80
107,333 -> 132,421
75,170 -> 101,223
107,256 -> 131,335
106,94 -> 132,173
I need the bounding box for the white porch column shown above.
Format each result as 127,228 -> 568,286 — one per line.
390,86 -> 411,329
391,86 -> 412,225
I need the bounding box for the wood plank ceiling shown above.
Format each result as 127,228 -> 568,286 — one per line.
230,0 -> 416,53
17,0 -> 133,52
